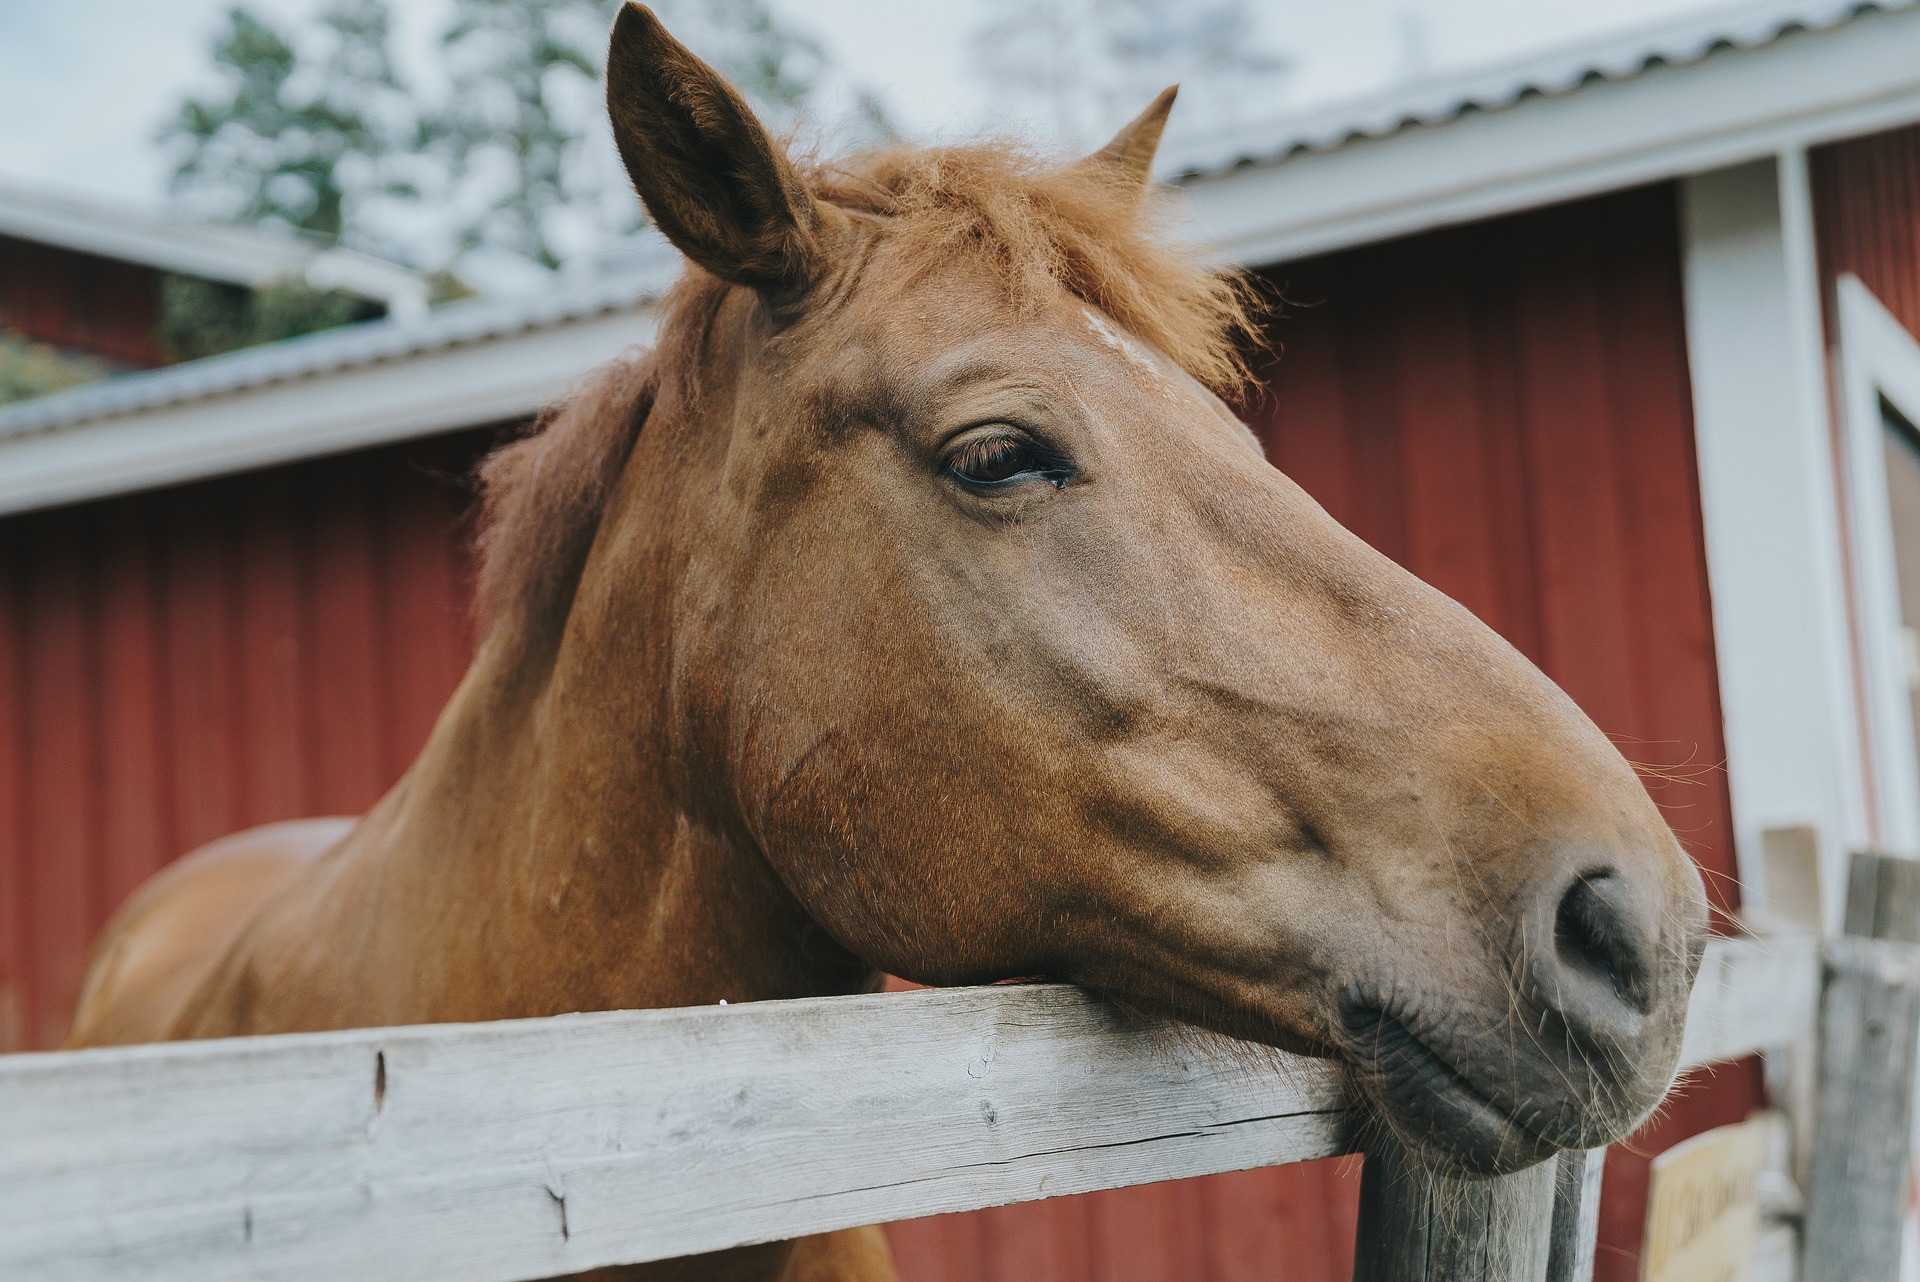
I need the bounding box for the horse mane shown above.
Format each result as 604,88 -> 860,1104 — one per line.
471,343 -> 657,631
473,139 -> 1263,634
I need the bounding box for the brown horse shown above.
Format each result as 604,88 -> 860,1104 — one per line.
67,6 -> 1707,1280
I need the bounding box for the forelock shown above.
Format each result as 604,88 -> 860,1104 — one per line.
805,141 -> 1264,395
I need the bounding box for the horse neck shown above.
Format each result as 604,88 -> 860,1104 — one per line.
257,389 -> 875,1030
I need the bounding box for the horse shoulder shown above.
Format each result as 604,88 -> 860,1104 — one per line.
64,817 -> 357,1049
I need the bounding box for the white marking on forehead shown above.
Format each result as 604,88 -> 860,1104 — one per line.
1080,308 -> 1266,459
1082,308 -> 1179,400
1083,309 -> 1153,367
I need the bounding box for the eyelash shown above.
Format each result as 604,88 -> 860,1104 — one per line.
944,430 -> 1074,490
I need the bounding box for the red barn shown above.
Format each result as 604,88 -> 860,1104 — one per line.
0,176 -> 428,372
6,3 -> 1920,1278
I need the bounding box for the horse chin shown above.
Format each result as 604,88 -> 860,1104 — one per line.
1333,996 -> 1664,1177
1337,1011 -> 1562,1176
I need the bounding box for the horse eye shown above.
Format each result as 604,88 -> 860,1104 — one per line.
946,433 -> 1071,489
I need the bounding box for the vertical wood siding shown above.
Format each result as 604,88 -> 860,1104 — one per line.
0,235 -> 161,367
1815,122 -> 1920,337
0,433 -> 486,1053
1,181 -> 1747,1282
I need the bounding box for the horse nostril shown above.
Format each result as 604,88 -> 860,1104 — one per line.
1552,871 -> 1652,1014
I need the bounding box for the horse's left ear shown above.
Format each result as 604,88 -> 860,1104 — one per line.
605,3 -> 838,298
1078,85 -> 1178,200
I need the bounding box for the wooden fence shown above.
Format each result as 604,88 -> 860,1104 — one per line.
0,926 -> 1910,1282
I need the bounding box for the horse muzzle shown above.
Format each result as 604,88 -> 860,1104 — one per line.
1335,857 -> 1705,1176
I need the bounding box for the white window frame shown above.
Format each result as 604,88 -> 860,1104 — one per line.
1833,273 -> 1920,856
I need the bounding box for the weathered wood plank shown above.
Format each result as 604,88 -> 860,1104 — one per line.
1677,931 -> 1821,1068
1801,936 -> 1920,1282
1545,1148 -> 1606,1282
1843,850 -> 1920,943
0,935 -> 1815,1282
1351,1136 -> 1556,1282
0,984 -> 1348,1282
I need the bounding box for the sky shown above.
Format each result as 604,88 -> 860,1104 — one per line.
0,0 -> 1744,216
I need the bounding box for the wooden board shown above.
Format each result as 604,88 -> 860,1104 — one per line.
1548,1148 -> 1608,1282
1676,933 -> 1821,1069
0,984 -> 1348,1282
1801,937 -> 1920,1282
1638,1117 -> 1766,1282
0,936 -> 1811,1282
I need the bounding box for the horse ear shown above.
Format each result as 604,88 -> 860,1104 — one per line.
605,3 -> 835,297
1080,86 -> 1178,200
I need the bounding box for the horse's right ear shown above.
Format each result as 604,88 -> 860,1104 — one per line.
605,4 -> 836,299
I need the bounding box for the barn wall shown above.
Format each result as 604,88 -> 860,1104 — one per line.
2,181 -> 1748,1282
0,234 -> 161,367
0,432 -> 487,1052
1814,121 -> 1920,335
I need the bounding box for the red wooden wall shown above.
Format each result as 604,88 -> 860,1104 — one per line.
0,433 -> 485,1052
1814,121 -> 1920,335
0,181 -> 1752,1282
0,235 -> 162,367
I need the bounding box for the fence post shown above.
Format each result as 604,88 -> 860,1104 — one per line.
1351,1137 -> 1556,1282
1843,849 -> 1920,943
1800,934 -> 1920,1282
1545,1148 -> 1605,1282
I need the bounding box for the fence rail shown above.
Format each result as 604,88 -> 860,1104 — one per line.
0,933 -> 1829,1281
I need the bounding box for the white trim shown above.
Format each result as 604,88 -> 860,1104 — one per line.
1178,5 -> 1920,269
1832,275 -> 1920,855
1681,156 -> 1868,927
0,306 -> 655,515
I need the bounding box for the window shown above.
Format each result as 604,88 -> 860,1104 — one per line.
1834,274 -> 1920,851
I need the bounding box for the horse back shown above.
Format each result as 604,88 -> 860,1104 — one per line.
64,817 -> 356,1049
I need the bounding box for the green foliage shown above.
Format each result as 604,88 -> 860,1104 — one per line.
163,3 -> 410,242
432,0 -> 834,271
972,0 -> 1287,145
434,0 -> 612,270
0,333 -> 111,406
163,0 -> 874,284
155,274 -> 383,363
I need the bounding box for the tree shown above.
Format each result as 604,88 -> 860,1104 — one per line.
431,0 -> 836,274
970,0 -> 1289,149
164,0 -> 872,287
163,3 -> 413,245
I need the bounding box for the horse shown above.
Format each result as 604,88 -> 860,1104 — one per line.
65,6 -> 1708,1280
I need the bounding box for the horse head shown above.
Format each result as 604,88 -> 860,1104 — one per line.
575,4 -> 1707,1177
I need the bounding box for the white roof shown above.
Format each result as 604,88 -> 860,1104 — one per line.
1174,0 -> 1920,266
0,178 -> 430,321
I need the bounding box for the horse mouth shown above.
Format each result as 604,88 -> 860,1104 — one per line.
1339,1003 -> 1561,1176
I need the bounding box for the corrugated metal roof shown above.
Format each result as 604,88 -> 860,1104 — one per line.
1169,0 -> 1918,180
0,266 -> 670,442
